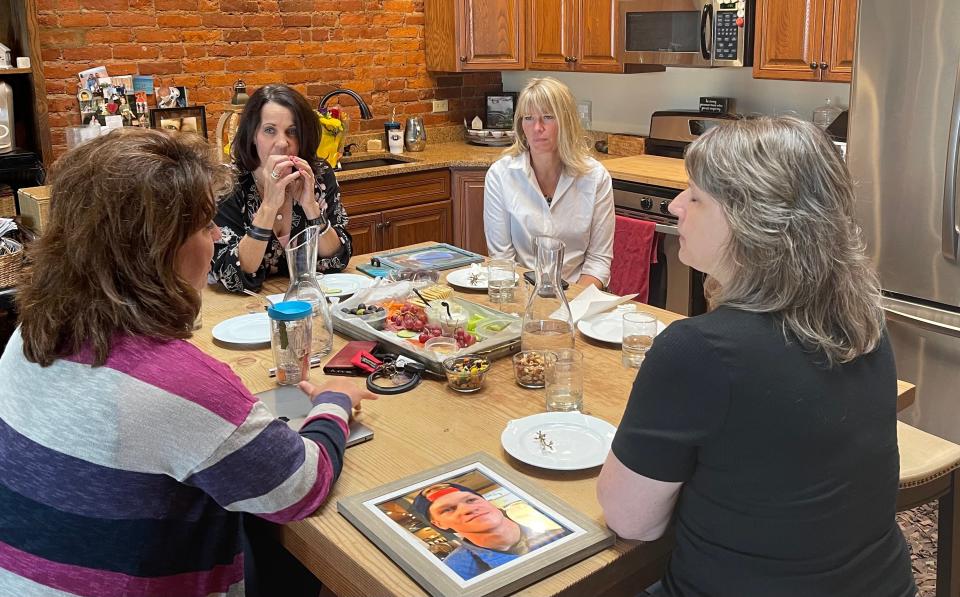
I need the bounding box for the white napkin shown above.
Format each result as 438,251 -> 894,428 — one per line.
565,285 -> 638,323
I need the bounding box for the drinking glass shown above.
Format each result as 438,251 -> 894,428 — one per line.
622,312 -> 657,368
544,349 -> 584,412
487,258 -> 516,305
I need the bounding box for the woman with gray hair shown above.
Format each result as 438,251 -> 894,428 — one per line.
597,117 -> 915,596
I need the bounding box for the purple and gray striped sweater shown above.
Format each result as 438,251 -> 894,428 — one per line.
0,329 -> 349,596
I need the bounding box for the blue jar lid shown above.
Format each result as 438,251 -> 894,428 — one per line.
267,300 -> 312,321
384,121 -> 401,130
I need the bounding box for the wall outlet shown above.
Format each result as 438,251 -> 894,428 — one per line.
432,99 -> 449,113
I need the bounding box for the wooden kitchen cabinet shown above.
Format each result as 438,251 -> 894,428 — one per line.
527,0 -> 620,73
753,0 -> 857,82
1,0 -> 51,164
451,169 -> 489,256
425,0 -> 525,72
340,169 -> 453,253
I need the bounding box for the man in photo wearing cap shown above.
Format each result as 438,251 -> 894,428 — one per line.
413,482 -> 570,581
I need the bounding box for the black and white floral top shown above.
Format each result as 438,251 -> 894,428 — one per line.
211,165 -> 352,293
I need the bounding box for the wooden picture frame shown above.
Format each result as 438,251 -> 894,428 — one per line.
338,452 -> 614,597
485,93 -> 517,130
149,106 -> 208,139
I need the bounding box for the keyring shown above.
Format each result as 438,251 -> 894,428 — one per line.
366,358 -> 425,395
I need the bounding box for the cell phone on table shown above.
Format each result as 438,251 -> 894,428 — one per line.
254,386 -> 373,448
523,270 -> 569,290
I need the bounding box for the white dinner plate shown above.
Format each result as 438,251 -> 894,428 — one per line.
445,266 -> 519,290
577,310 -> 667,345
265,274 -> 372,305
211,312 -> 270,347
501,412 -> 616,471
319,273 -> 373,298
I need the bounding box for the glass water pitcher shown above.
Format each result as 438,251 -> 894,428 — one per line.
520,235 -> 575,352
283,225 -> 334,358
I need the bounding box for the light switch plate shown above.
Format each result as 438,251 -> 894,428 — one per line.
432,99 -> 448,113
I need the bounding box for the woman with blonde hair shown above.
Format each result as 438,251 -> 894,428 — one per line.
0,128 -> 373,596
483,77 -> 613,288
598,117 -> 915,596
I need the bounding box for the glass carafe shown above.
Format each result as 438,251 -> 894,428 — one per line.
283,225 -> 333,358
521,236 -> 575,352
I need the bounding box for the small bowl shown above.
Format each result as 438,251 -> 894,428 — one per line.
513,350 -> 546,388
424,336 -> 458,357
339,305 -> 387,330
443,354 -> 491,393
474,318 -> 519,341
387,267 -> 440,289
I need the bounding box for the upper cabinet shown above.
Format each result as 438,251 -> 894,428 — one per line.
425,0 -> 526,72
527,0 -> 620,73
753,0 -> 858,82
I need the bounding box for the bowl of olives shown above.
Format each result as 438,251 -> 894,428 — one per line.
340,303 -> 387,330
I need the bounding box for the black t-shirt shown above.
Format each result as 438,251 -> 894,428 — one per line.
612,307 -> 916,597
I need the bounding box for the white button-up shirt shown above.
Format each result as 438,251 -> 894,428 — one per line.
483,152 -> 615,285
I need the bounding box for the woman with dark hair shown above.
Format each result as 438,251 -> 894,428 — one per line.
212,83 -> 352,292
0,128 -> 374,595
597,117 -> 915,596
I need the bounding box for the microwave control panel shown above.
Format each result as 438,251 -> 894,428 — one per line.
715,1 -> 747,61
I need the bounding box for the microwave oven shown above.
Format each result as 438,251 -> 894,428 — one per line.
619,0 -> 755,68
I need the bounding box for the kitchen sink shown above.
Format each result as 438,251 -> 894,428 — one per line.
338,156 -> 414,171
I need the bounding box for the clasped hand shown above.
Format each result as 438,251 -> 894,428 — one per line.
259,155 -> 323,220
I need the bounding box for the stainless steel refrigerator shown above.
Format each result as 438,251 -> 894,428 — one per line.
847,1 -> 960,442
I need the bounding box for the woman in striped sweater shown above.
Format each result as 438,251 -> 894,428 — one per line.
0,128 -> 374,596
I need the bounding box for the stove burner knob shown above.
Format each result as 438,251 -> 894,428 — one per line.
640,197 -> 653,210
659,200 -> 670,214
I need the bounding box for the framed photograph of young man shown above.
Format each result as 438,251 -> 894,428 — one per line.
338,453 -> 614,597
148,106 -> 208,139
485,93 -> 517,130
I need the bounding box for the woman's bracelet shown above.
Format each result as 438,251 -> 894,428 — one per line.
306,215 -> 327,229
245,224 -> 272,242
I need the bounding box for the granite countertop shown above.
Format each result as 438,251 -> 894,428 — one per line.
337,139 -> 619,182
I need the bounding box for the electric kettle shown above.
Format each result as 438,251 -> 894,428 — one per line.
404,116 -> 426,152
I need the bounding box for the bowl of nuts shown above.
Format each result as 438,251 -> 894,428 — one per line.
513,350 -> 546,388
443,354 -> 491,393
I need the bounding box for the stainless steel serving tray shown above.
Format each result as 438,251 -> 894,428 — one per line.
333,295 -> 521,375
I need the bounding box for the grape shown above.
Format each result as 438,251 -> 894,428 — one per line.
419,333 -> 429,343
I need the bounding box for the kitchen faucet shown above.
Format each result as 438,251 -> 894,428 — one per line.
317,89 -> 373,119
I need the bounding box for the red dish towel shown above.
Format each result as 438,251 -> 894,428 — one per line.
608,216 -> 658,303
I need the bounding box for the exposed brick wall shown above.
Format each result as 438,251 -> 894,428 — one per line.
36,0 -> 502,158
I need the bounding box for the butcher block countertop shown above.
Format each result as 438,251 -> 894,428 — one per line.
601,154 -> 688,190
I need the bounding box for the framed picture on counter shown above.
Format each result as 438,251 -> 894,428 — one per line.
485,93 -> 517,130
149,106 -> 208,139
338,452 -> 613,597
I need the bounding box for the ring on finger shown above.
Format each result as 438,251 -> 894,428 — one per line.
270,170 -> 281,180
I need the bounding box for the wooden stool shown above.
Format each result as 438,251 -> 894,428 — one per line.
898,421 -> 960,597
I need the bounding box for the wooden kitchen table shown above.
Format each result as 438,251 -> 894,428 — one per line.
191,249 -> 916,597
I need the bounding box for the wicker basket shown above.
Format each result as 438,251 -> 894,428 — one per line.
0,248 -> 24,289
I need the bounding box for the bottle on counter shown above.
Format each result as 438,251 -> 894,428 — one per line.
813,98 -> 842,130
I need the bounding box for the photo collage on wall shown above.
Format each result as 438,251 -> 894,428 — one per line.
76,66 -> 190,129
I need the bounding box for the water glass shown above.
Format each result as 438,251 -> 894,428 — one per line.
622,312 -> 657,368
544,349 -> 584,412
487,258 -> 516,305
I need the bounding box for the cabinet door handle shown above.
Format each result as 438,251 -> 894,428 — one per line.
376,222 -> 384,230
570,56 -> 578,63
460,56 -> 467,62
819,62 -> 828,70
384,221 -> 391,227
809,62 -> 818,70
